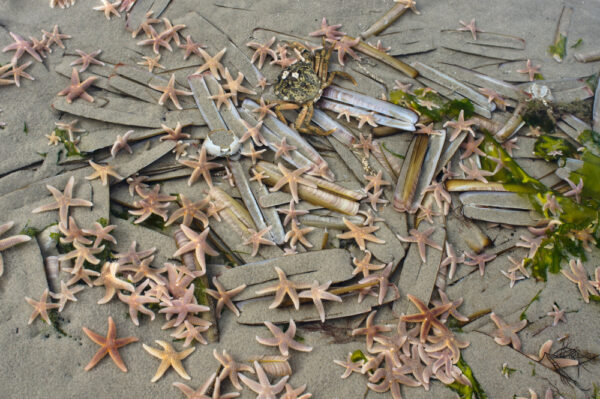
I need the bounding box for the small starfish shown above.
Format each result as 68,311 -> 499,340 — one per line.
213,349 -> 254,390
309,17 -> 345,40
542,193 -> 562,216
50,281 -> 83,312
431,289 -> 469,324
137,54 -> 165,73
443,110 -> 476,141
277,201 -> 308,227
64,265 -> 100,287
82,316 -> 138,372
459,158 -> 494,183
111,129 -> 134,158
1,61 -> 34,87
86,160 -> 123,186
271,44 -> 298,68
172,225 -> 218,275
58,68 -> 97,103
517,59 -> 541,82
327,36 -> 360,66
143,340 -> 195,382
501,269 -> 526,288
243,226 -> 276,257
32,176 -> 93,223
255,76 -> 270,90
30,36 -> 51,58
401,294 -> 452,343
179,146 -> 221,187
368,40 -> 392,54
241,143 -> 266,165
0,221 -> 32,276
117,280 -> 159,326
93,261 -> 135,304
246,37 -> 278,69
526,126 -> 543,137
25,288 -> 59,325
352,310 -> 392,349
255,266 -> 311,310
393,80 -> 413,92
464,251 -> 497,276
280,383 -> 312,399
159,284 -> 209,327
417,202 -> 440,224
547,304 -> 566,326
479,88 -> 507,110
252,97 -> 277,121
239,119 -> 267,146
507,255 -> 530,278
440,242 -> 464,279
561,258 -> 597,303
178,35 -> 206,60
256,319 -> 313,356
337,217 -> 385,251
160,122 -> 190,142
397,228 -> 442,263
205,277 -> 246,318
365,171 -> 391,193
150,74 -> 193,110
174,372 -> 239,399
119,256 -> 166,285
356,112 -> 378,129
173,140 -> 190,160
490,312 -> 527,350
285,220 -> 314,248
422,181 -> 451,214
394,0 -> 420,14
359,262 -> 396,305
563,177 -> 583,204
458,19 -> 483,40
269,163 -> 316,204
70,49 -> 104,72
194,48 -> 227,80
169,318 -> 210,347
115,240 -> 155,267
298,280 -> 342,322
460,135 -> 485,159
131,11 -> 161,39
502,137 -> 519,156
336,109 -> 352,122
415,122 -> 442,136
365,189 -> 388,211
118,0 -> 136,11
222,68 -> 256,106
334,352 -> 364,379
239,361 -> 289,398
273,138 -> 297,160
93,0 -> 121,19
353,133 -> 375,158
160,18 -> 186,46
208,83 -> 234,110
417,99 -> 439,110
58,216 -> 93,245
250,168 -> 268,184
55,119 -> 85,141
165,194 -> 210,227
516,234 -> 544,259
352,250 -> 386,278
2,32 -> 43,63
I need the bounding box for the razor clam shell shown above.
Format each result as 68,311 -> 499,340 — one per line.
561,113 -> 591,134
393,135 -> 428,212
318,99 -> 416,131
409,129 -> 446,213
462,204 -> 540,226
360,3 -> 408,39
303,174 -> 365,201
188,74 -> 229,132
446,179 -> 507,192
411,62 -> 495,111
322,85 -> 418,123
574,48 -> 600,63
209,186 -> 256,232
552,86 -> 594,103
459,192 -> 534,210
446,213 -> 491,253
297,214 -> 364,230
435,131 -> 467,177
494,103 -> 526,142
311,108 -> 356,147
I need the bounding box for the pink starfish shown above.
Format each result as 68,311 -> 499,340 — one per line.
246,37 -> 278,69
440,242 -> 464,279
239,361 -> 289,399
327,36 -> 361,66
458,19 -> 483,40
309,17 -> 345,40
70,49 -> 105,73
563,177 -> 583,204
2,32 -> 43,63
256,319 -> 313,356
443,110 -> 476,141
459,158 -> 495,183
517,59 -> 541,82
397,228 -> 442,263
490,312 -> 527,350
464,251 -> 497,276
159,284 -> 209,327
546,304 -> 566,326
561,258 -> 598,303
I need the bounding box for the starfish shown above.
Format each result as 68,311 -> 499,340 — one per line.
143,340 -> 195,382
179,146 -> 221,187
208,83 -> 234,110
243,226 -> 276,257
529,340 -> 579,370
284,220 -> 314,248
173,140 -> 190,160
366,189 -> 388,211
337,217 -> 385,251
115,240 -> 155,267
110,129 -> 134,158
64,265 -> 100,287
298,280 -> 342,322
174,372 -> 239,399
58,242 -> 103,274
516,234 -> 544,259
352,310 -> 392,349
30,36 -> 51,58
160,18 -> 186,46
252,97 -> 277,121
517,59 -> 541,82
397,228 -> 442,263
82,316 -> 138,372
269,164 -> 316,204
58,68 -> 97,103
256,319 -> 313,356
401,294 -> 452,343
255,266 -> 311,310
93,0 -> 121,19
394,0 -> 420,13
273,138 -> 297,160
356,112 -> 378,129
205,277 -> 246,318
0,221 -> 32,276
501,137 -> 519,156
546,304 -> 566,326
334,352 -> 364,379
542,193 -> 562,217
194,48 -> 227,80
327,36 -> 360,66
464,251 -> 497,276
415,122 -> 442,136
479,88 -> 507,110
422,181 -> 451,214
138,54 -> 165,73
70,49 -> 104,72
172,225 -> 218,275
117,280 -> 159,326
86,160 -> 123,185
93,261 -> 135,304
255,76 -> 270,90
239,360 -> 289,399
431,289 -> 469,324
501,269 -> 526,288
150,74 -> 192,110
309,17 -> 345,40
277,201 -> 308,227
280,383 -> 311,399
1,61 -> 34,87
25,288 -> 59,325
444,110 -> 476,141
459,158 -> 495,183
159,284 -> 209,327
119,256 -> 166,285
50,280 -> 84,312
359,262 -> 395,305
213,349 -> 254,390
242,144 -> 266,165
58,216 -> 93,245
2,32 -> 43,63
458,19 -> 483,40
160,122 -> 190,142
353,133 -> 375,158
246,37 -> 278,69
239,119 -> 268,146
561,258 -> 597,303
170,318 -> 210,347
460,135 -> 485,159
563,177 -> 583,204
55,119 -> 85,141
439,242 -> 464,280
32,176 -> 93,223
490,312 -> 527,350
507,255 -> 530,278
352,250 -> 386,278
165,194 -> 210,227
250,169 -> 269,184
118,0 -> 136,11
131,11 -> 161,38
364,171 -> 391,193
222,68 -> 256,105
178,35 -> 206,60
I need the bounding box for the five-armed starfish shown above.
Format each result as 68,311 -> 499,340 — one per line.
337,217 -> 385,251
143,340 -> 195,382
58,68 -> 97,103
149,73 -> 193,110
82,316 -> 139,372
256,319 -> 313,356
397,228 -> 442,263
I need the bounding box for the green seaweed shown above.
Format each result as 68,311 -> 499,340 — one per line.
578,129 -> 600,156
549,34 -> 567,61
97,217 -> 109,227
23,122 -> 28,134
19,223 -> 40,238
381,142 -> 405,159
501,363 -> 517,378
519,289 -> 542,320
447,358 -> 487,399
47,309 -> 68,336
53,128 -> 82,157
389,90 -> 474,122
533,135 -> 577,162
192,277 -> 210,306
570,38 -> 583,49
351,349 -> 367,363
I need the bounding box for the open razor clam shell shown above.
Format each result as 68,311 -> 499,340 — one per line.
459,192 -> 534,210
393,135 -> 428,212
462,204 -> 540,226
322,85 -> 418,124
408,129 -> 446,213
318,99 -> 416,131
310,109 -> 356,147
188,73 -> 229,132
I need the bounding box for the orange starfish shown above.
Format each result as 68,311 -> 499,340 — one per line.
284,220 -> 314,248
269,163 -> 316,204
337,217 -> 385,251
243,226 -> 276,257
86,160 -> 123,185
58,68 -> 97,103
194,48 -> 227,80
82,316 -> 138,372
25,288 -> 59,325
179,146 -> 221,187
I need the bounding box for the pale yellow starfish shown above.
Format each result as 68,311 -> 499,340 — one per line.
86,160 -> 124,186
149,74 -> 192,110
143,340 -> 195,382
